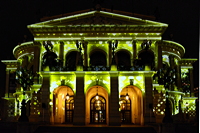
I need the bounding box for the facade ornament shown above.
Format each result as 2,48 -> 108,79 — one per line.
42,41 -> 58,70
43,40 -> 53,52
76,40 -> 87,66
141,40 -> 151,50
108,40 -> 118,65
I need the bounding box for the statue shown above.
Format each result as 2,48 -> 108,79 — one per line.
42,41 -> 58,70
141,40 -> 151,50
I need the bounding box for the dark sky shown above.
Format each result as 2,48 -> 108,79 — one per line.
0,0 -> 199,88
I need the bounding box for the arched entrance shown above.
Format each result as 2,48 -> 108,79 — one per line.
53,86 -> 74,123
120,86 -> 143,125
119,95 -> 131,123
90,95 -> 106,123
86,85 -> 109,125
65,96 -> 74,123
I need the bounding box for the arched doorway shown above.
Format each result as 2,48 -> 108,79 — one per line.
65,96 -> 74,123
119,95 -> 131,123
90,95 -> 106,123
120,86 -> 143,125
86,85 -> 109,125
53,86 -> 74,123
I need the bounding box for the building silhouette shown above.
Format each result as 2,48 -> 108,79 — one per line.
1,8 -> 198,126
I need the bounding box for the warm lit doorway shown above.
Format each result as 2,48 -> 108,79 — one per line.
120,86 -> 144,125
53,86 -> 74,123
65,96 -> 74,123
120,95 -> 131,123
90,95 -> 106,124
86,85 -> 109,125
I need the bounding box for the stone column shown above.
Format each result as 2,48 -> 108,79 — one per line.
33,43 -> 41,84
73,74 -> 85,125
176,65 -> 182,90
157,44 -> 163,70
133,40 -> 137,60
132,40 -> 137,66
144,72 -> 156,123
189,69 -> 194,96
169,55 -> 175,68
59,41 -> 64,67
108,42 -> 112,66
84,43 -> 88,67
109,74 -> 121,126
41,75 -> 50,123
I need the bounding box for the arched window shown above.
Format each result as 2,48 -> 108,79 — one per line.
116,51 -> 131,70
90,95 -> 106,123
90,51 -> 106,66
65,51 -> 78,70
119,95 -> 131,123
42,51 -> 58,70
138,50 -> 155,70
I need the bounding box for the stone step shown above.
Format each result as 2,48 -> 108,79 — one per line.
34,126 -> 157,133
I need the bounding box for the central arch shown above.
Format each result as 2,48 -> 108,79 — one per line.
86,85 -> 109,125
90,95 -> 106,123
120,85 -> 143,125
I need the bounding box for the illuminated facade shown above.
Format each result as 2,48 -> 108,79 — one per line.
1,8 -> 198,125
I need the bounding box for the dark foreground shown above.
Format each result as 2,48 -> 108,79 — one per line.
0,122 -> 198,133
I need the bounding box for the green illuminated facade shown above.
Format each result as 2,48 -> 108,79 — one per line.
1,8 -> 198,125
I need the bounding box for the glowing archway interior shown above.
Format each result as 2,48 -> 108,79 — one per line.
86,85 -> 109,125
120,85 -> 143,125
53,86 -> 74,123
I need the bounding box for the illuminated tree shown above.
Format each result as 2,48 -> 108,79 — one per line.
16,67 -> 34,122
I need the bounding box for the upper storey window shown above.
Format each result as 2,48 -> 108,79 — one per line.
88,51 -> 108,71
90,51 -> 107,66
65,51 -> 78,71
116,50 -> 131,71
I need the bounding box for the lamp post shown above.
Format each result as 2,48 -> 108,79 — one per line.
16,67 -> 34,122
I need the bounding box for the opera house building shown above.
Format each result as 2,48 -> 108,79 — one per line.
1,8 -> 197,126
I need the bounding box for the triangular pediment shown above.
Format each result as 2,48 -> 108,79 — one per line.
29,10 -> 167,27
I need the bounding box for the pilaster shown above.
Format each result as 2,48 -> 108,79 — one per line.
33,43 -> 41,84
109,73 -> 121,126
176,65 -> 182,90
73,73 -> 85,125
157,44 -> 163,70
144,72 -> 156,123
84,43 -> 88,67
41,75 -> 50,123
169,55 -> 175,68
59,41 -> 64,66
132,40 -> 137,60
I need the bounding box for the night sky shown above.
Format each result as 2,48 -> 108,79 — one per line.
0,0 -> 199,90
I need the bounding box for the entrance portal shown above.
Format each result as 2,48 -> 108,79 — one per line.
120,96 -> 131,123
65,97 -> 74,123
90,95 -> 106,124
53,86 -> 74,123
120,86 -> 143,125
